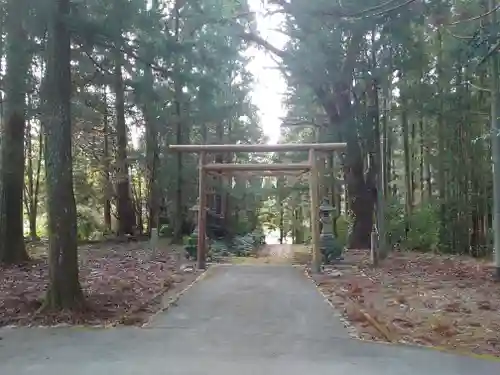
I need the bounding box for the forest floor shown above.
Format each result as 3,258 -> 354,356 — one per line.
309,249 -> 500,358
0,239 -> 201,327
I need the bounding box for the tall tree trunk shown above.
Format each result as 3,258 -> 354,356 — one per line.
277,176 -> 285,244
143,81 -> 160,235
410,120 -> 416,203
381,44 -> 393,203
42,0 -> 84,310
489,0 -> 500,279
294,203 -> 304,244
401,96 -> 413,221
25,118 -> 34,237
134,167 -> 144,234
143,0 -> 160,237
172,0 -> 185,242
368,31 -> 387,260
382,75 -> 391,200
0,0 -> 31,263
436,29 -> 447,247
419,115 -> 426,202
0,3 -> 4,122
102,88 -> 112,231
325,95 -> 375,249
145,109 -> 160,235
113,49 -> 136,236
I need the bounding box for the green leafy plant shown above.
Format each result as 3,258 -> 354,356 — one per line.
184,234 -> 198,259
76,206 -> 103,241
403,204 -> 440,252
335,215 -> 350,248
385,197 -> 439,252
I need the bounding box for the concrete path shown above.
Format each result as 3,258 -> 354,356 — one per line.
1,265 -> 499,374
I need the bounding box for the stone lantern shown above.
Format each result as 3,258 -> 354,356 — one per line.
185,199 -> 206,260
319,197 -> 343,264
189,199 -> 201,235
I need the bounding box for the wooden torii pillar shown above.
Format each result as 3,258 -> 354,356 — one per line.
169,142 -> 347,272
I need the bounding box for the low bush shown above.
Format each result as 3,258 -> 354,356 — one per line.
385,198 -> 439,252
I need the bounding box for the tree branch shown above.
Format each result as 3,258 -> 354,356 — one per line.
239,31 -> 286,58
446,4 -> 500,26
467,80 -> 491,92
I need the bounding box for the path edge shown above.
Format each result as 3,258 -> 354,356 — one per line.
142,265 -> 215,327
299,265 -> 359,338
303,266 -> 500,362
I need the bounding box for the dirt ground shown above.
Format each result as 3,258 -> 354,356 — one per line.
309,249 -> 500,357
0,240 -> 201,327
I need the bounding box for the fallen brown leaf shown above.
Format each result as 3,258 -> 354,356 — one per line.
0,241 -> 197,327
309,249 -> 500,357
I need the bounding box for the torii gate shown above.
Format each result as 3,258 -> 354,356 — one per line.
169,142 -> 347,273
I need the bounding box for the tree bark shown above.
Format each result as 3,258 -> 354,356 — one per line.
0,0 -> 31,263
102,90 -> 112,232
113,49 -> 136,236
42,0 -> 84,310
436,29 -> 448,247
322,85 -> 375,250
401,96 -> 413,220
172,0 -> 186,243
489,0 -> 500,279
143,80 -> 160,235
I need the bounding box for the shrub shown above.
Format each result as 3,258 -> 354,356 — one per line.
210,240 -> 229,256
385,198 -> 439,252
251,228 -> 266,246
335,215 -> 350,248
403,204 -> 440,252
232,234 -> 254,256
385,197 -> 407,246
183,234 -> 198,259
76,206 -> 102,241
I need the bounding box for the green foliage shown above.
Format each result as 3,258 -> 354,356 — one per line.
185,228 -> 264,261
251,228 -> 266,246
405,205 -> 440,252
76,206 -> 103,241
385,197 -> 407,245
6,0 -> 498,277
210,240 -> 230,257
386,198 -> 440,253
335,216 -> 350,248
231,233 -> 255,257
6,0 -> 265,247
183,234 -> 198,260
231,218 -> 253,236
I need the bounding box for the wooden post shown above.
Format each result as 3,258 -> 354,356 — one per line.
309,148 -> 321,273
197,151 -> 207,269
315,125 -> 326,201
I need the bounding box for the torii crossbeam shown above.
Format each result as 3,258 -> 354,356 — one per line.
169,142 -> 347,273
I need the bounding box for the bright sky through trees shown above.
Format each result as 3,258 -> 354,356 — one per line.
246,0 -> 288,144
